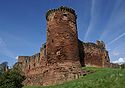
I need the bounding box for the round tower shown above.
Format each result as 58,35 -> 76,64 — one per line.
46,6 -> 80,66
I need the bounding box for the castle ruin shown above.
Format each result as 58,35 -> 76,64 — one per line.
16,6 -> 110,86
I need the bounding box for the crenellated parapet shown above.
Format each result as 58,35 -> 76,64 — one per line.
46,6 -> 77,20
82,40 -> 106,50
17,53 -> 40,72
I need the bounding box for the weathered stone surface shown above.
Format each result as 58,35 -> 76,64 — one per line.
22,61 -> 82,86
46,10 -> 80,64
16,6 -> 110,86
45,6 -> 82,85
79,40 -> 110,68
110,63 -> 121,68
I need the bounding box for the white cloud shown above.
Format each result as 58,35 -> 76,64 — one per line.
112,58 -> 125,65
15,56 -> 18,59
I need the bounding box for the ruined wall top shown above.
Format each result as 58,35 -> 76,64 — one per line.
96,40 -> 105,49
46,6 -> 77,20
18,53 -> 40,65
82,40 -> 106,50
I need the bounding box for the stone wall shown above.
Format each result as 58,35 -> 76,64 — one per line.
18,39 -> 110,86
18,53 -> 40,75
17,6 -> 111,86
110,63 -> 121,68
79,40 -> 110,68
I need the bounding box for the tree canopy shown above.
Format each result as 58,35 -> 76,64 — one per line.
0,62 -> 25,88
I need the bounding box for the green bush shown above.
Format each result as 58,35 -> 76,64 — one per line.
121,64 -> 125,69
0,68 -> 25,88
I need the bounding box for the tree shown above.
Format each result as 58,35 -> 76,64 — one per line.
0,62 -> 8,80
121,63 -> 125,69
0,62 -> 8,72
0,62 -> 25,88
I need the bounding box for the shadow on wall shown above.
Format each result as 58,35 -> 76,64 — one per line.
78,40 -> 85,67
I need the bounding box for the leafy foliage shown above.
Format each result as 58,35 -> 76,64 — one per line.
0,62 -> 8,80
0,62 -> 25,88
121,63 -> 125,69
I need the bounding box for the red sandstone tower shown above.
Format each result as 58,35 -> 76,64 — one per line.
46,6 -> 80,66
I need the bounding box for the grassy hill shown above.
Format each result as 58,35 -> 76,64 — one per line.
23,67 -> 125,88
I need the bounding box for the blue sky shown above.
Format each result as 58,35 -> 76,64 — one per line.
0,0 -> 125,66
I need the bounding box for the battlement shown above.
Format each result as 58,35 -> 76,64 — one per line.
46,6 -> 77,20
96,40 -> 105,49
18,53 -> 40,66
18,56 -> 30,63
82,40 -> 106,50
30,53 -> 40,59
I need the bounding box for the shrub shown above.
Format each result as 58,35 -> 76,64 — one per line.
0,66 -> 25,88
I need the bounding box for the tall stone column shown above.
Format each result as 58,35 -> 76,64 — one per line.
46,6 -> 80,65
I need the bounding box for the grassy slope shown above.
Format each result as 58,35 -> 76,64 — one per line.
23,67 -> 125,88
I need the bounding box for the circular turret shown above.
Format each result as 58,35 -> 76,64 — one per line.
46,6 -> 80,66
46,6 -> 77,20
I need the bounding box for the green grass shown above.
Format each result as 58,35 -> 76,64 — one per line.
23,67 -> 125,88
